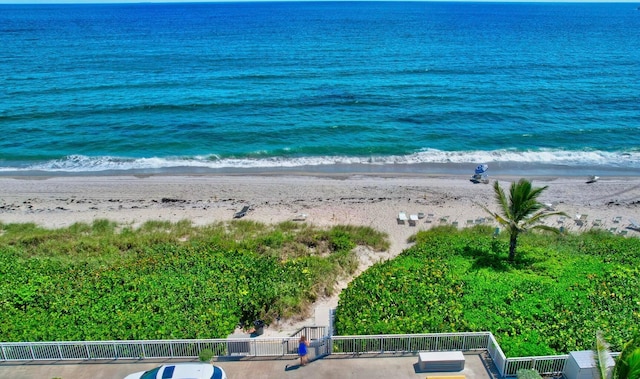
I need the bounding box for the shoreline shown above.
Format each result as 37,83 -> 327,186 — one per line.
2,158 -> 640,179
2,173 -> 639,335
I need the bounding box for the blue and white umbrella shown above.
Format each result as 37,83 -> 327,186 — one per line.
474,164 -> 488,175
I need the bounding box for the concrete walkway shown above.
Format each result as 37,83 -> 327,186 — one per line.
0,352 -> 497,379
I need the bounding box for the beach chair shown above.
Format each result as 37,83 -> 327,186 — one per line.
292,213 -> 307,222
612,216 -> 622,224
557,216 -> 566,224
425,213 -> 435,223
409,214 -> 419,226
592,219 -> 603,227
397,212 -> 408,225
629,219 -> 640,231
233,205 -> 250,218
575,214 -> 587,227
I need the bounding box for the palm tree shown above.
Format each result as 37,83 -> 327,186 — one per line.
596,331 -> 640,379
483,178 -> 567,262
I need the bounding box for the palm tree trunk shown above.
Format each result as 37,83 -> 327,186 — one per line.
509,232 -> 518,262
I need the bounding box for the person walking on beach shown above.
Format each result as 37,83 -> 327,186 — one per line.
298,335 -> 310,366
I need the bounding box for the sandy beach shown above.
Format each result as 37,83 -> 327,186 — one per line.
1,173 -> 638,334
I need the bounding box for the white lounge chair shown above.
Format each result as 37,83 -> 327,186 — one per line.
409,214 -> 419,226
629,219 -> 640,231
397,212 -> 408,225
575,214 -> 587,226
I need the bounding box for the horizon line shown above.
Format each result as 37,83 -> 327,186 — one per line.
2,0 -> 639,4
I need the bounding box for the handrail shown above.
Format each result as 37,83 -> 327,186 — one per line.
289,326 -> 327,341
331,332 -> 491,355
0,331 -> 617,379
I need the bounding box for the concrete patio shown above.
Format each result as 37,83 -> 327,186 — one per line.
0,351 -> 498,379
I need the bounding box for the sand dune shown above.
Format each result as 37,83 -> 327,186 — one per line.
1,173 -> 638,335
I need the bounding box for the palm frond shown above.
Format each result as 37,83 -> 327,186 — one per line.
481,204 -> 507,227
524,210 -> 568,227
596,331 -> 612,379
625,349 -> 640,379
493,181 -> 511,219
615,333 -> 640,379
528,185 -> 549,200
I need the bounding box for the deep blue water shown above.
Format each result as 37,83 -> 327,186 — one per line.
1,2 -> 639,175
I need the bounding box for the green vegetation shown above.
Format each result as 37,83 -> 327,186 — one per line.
198,348 -> 214,362
335,226 -> 640,357
517,369 -> 543,379
4,216 -> 639,360
483,179 -> 566,262
0,219 -> 388,342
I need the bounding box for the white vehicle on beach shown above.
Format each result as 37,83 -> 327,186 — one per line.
124,363 -> 227,379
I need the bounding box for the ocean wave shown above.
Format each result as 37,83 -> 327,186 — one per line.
1,149 -> 638,173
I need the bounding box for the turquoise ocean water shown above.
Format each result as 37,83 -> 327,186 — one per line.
1,2 -> 639,176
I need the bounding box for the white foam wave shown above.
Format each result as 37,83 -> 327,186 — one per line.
1,149 -> 638,173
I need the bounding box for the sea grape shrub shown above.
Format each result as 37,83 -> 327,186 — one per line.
334,226 -> 640,357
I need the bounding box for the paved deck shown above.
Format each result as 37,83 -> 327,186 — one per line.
0,352 -> 497,379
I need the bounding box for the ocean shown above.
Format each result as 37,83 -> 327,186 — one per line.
1,2 -> 639,176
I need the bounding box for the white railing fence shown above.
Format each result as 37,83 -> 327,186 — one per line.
487,332 -> 508,377
330,332 -> 491,355
503,355 -> 569,377
0,331 -> 605,378
0,337 -> 306,361
289,326 -> 328,342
